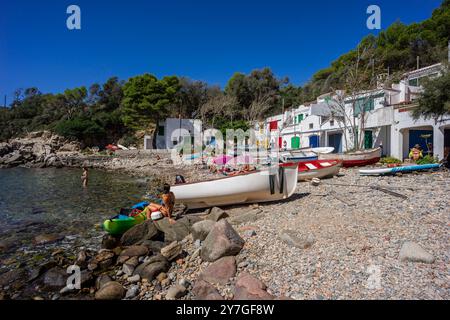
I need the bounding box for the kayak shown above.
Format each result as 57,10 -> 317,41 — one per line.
102,201 -> 150,235
359,163 -> 441,176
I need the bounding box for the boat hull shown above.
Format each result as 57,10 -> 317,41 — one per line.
297,160 -> 342,181
359,163 -> 440,176
171,165 -> 299,209
319,148 -> 382,167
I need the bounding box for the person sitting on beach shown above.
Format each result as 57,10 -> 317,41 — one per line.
146,183 -> 176,224
81,167 -> 89,187
227,164 -> 255,176
409,144 -> 423,162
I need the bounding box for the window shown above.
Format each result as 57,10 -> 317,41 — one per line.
330,120 -> 334,126
354,98 -> 374,117
298,114 -> 304,123
408,78 -> 419,87
158,126 -> 165,136
309,123 -> 313,129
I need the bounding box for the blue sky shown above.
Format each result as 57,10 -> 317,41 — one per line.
0,0 -> 444,105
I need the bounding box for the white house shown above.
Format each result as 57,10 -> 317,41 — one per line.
144,118 -> 202,150
261,62 -> 450,161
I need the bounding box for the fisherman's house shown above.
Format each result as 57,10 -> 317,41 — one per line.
260,63 -> 450,161
144,118 -> 202,150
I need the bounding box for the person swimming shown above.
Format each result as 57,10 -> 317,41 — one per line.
81,167 -> 89,187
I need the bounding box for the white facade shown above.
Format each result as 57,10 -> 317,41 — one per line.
145,118 -> 202,150
261,63 -> 450,161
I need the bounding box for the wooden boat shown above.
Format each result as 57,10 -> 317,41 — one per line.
296,160 -> 342,181
280,150 -> 318,163
171,164 -> 299,209
318,147 -> 382,167
359,163 -> 440,176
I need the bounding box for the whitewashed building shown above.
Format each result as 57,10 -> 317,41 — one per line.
144,118 -> 202,150
261,63 -> 450,161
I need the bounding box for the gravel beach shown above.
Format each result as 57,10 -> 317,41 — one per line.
225,168 -> 450,300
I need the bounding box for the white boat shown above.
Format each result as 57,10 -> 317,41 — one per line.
296,160 -> 342,181
171,164 -> 299,209
311,147 -> 334,154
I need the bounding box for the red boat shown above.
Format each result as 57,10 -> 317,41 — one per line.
318,147 -> 381,167
296,159 -> 342,181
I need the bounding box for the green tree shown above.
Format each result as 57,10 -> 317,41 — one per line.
121,74 -> 180,130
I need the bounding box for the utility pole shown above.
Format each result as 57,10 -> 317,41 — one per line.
416,56 -> 420,70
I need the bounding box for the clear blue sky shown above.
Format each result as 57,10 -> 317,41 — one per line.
0,0 -> 443,105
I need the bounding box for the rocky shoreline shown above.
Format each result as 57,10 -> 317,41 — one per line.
0,208 -> 279,301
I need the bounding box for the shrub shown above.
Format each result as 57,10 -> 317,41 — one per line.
380,156 -> 402,164
416,155 -> 438,165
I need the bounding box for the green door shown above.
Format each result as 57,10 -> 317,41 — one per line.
291,136 -> 300,149
364,131 -> 373,149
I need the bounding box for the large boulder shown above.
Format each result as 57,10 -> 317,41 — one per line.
95,281 -> 125,300
399,241 -> 435,264
201,219 -> 244,262
120,220 -> 161,246
199,256 -> 236,285
192,280 -> 223,300
191,220 -> 215,241
234,272 -> 273,300
153,217 -> 192,242
42,267 -> 67,291
101,234 -> 120,249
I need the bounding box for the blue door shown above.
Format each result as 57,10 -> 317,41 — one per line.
328,133 -> 342,153
309,135 -> 319,148
409,130 -> 433,156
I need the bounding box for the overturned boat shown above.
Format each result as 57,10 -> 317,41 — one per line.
171,164 -> 299,209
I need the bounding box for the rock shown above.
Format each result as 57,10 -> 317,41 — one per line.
153,217 -> 191,242
280,230 -> 315,249
192,280 -> 223,300
134,255 -> 169,281
122,264 -> 135,276
4,152 -> 22,165
0,142 -> 11,157
156,272 -> 167,282
42,267 -> 67,291
179,278 -> 191,288
228,210 -> 262,225
101,234 -> 120,249
192,220 -> 216,241
311,178 -> 321,186
140,240 -> 165,253
95,281 -> 125,300
199,256 -> 236,285
75,250 -> 87,267
127,274 -> 140,283
119,245 -> 149,257
166,285 -> 187,300
33,234 -> 64,245
234,272 -> 273,300
125,285 -> 140,299
244,230 -> 256,237
161,241 -> 182,261
120,220 -> 161,246
207,207 -> 229,222
95,274 -> 112,290
201,219 -> 245,262
94,250 -> 115,270
125,256 -> 140,267
399,241 -> 435,264
0,269 -> 26,287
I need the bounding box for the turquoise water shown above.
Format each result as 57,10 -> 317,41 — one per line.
0,168 -> 148,232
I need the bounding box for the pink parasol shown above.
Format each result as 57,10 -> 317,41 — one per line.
213,155 -> 233,165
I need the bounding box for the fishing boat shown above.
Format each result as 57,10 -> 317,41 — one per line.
280,147 -> 334,163
171,164 -> 299,209
318,147 -> 382,167
359,163 -> 441,176
296,159 -> 342,181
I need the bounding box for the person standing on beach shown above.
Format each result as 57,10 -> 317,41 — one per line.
81,167 -> 89,187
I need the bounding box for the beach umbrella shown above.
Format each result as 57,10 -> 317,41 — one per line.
227,155 -> 255,166
213,155 -> 232,165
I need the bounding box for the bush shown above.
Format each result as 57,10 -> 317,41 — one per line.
118,133 -> 139,147
380,156 -> 402,164
416,155 -> 438,165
